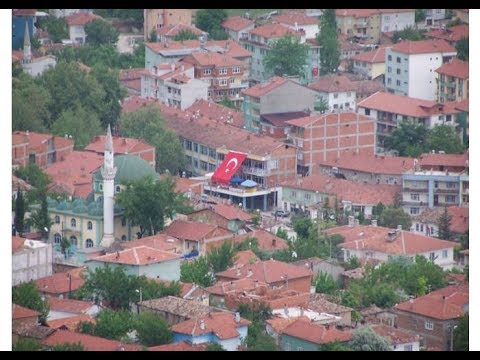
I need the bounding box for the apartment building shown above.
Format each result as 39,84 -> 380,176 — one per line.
143,9 -> 192,41
425,24 -> 469,46
308,75 -> 357,112
222,16 -> 255,42
352,46 -> 388,80
273,11 -> 320,39
435,59 -> 468,102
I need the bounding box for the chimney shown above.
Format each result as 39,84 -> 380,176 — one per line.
199,320 -> 206,330
386,230 -> 397,242
348,216 -> 355,227
272,238 -> 276,247
235,312 -> 241,323
371,219 -> 378,227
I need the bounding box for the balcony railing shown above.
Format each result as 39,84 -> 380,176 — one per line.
242,166 -> 269,176
403,187 -> 429,192
229,81 -> 249,89
434,188 -> 458,194
402,201 -> 429,206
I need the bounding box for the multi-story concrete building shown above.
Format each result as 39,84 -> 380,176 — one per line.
65,12 -> 102,44
242,76 -> 317,133
425,24 -> 469,46
435,59 -> 469,102
182,52 -> 249,106
13,237 -> 53,286
411,205 -> 468,238
140,62 -> 209,110
352,46 -> 388,80
284,112 -> 376,175
307,75 -> 357,112
156,23 -> 206,43
379,9 -> 415,33
143,9 -> 192,41
222,16 -> 254,42
273,11 -> 320,39
424,9 -> 447,26
335,9 -> 381,44
385,39 -> 457,100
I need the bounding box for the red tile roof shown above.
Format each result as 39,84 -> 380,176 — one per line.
234,250 -> 259,268
216,259 -> 313,284
12,236 -> 25,253
13,9 -> 37,16
413,206 -> 469,234
248,24 -> 302,39
308,75 -> 357,93
426,25 -> 469,43
206,278 -> 265,296
208,40 -> 253,59
211,203 -> 253,221
13,131 -> 74,153
261,111 -> 310,127
122,234 -> 182,253
418,151 -> 468,169
453,99 -> 469,112
435,58 -> 469,79
282,174 -> 399,206
42,330 -> 141,351
395,283 -> 468,320
319,151 -> 415,175
121,96 -> 157,113
148,341 -> 206,351
232,229 -> 289,252
89,246 -> 180,265
358,91 -> 460,118
157,23 -> 205,37
336,9 -> 379,18
282,318 -> 352,344
273,11 -> 319,26
46,296 -> 96,314
352,46 -> 388,63
35,269 -> 85,295
47,314 -> 96,331
186,99 -> 244,128
222,16 -> 254,31
285,111 -> 373,128
163,220 -> 231,241
12,50 -> 23,63
65,13 -> 102,26
326,225 -> 458,256
13,304 -> 39,320
391,39 -> 456,55
371,325 -> 419,345
266,316 -> 304,333
351,78 -> 385,97
185,51 -> 243,67
243,76 -> 288,98
172,312 -> 251,340
85,135 -> 154,157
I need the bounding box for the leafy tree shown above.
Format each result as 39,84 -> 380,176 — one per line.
14,188 -> 25,236
238,303 -> 273,323
15,164 -> 50,193
195,9 -> 228,40
42,16 -> 68,43
317,9 -> 340,75
149,29 -> 157,42
264,35 -> 309,77
51,104 -> 103,150
173,29 -> 199,41
180,256 -> 215,287
391,26 -> 426,43
453,313 -> 468,351
134,312 -> 173,346
50,342 -> 85,351
366,282 -> 401,308
136,276 -> 181,300
427,124 -> 465,154
77,320 -> 96,335
12,73 -> 51,131
319,341 -> 353,351
93,309 -> 134,340
116,175 -> 191,237
12,281 -> 50,323
219,97 -> 236,109
27,186 -> 53,240
372,202 -> 386,218
415,9 -> 426,23
383,120 -> 428,156
60,236 -> 71,257
31,36 -> 41,50
119,105 -> 186,173
344,256 -> 360,270
437,206 -> 453,240
314,271 -> 339,294
446,17 -> 463,27
275,227 -> 289,240
208,242 -> 236,273
244,321 -> 277,351
235,237 -> 260,253
314,97 -> 329,113
85,19 -> 119,46
455,37 -> 468,61
379,207 -> 412,230
351,326 -> 391,351
292,216 -> 312,239
459,230 -> 469,250
206,343 -> 227,351
13,337 -> 42,351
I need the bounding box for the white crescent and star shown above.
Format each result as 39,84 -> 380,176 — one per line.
225,158 -> 238,173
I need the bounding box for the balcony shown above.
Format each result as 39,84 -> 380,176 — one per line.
403,187 -> 429,193
402,201 -> 428,206
229,81 -> 249,90
249,101 -> 260,111
446,81 -> 456,89
242,166 -> 270,176
354,21 -> 368,28
434,188 -> 458,194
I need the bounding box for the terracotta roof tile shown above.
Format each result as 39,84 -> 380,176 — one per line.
371,324 -> 420,345
266,316 -> 302,333
85,135 -> 154,156
414,206 -> 468,234
186,99 -> 244,128
46,296 -> 96,314
222,16 -> 254,31
248,24 -> 302,39
139,296 -> 213,318
121,96 -> 157,113
435,58 -> 468,79
148,341 -> 206,351
42,330 -> 141,351
208,40 -> 252,59
122,234 -> 183,254
419,151 -> 468,168
243,76 -> 288,98
66,13 -> 102,26
282,318 -> 352,344
273,11 -> 319,26
285,112 -> 373,128
231,229 -> 289,252
308,293 -> 353,314
426,25 -> 469,43
88,246 -> 180,266
12,236 -> 25,253
261,111 -> 310,127
172,312 -> 250,340
13,131 -> 74,153
157,23 -> 205,37
206,278 -> 265,296
233,250 -> 259,268
212,203 -> 252,221
36,269 -> 85,295
352,46 -> 388,63
13,304 -> 40,320
47,314 -> 96,331
308,75 -> 357,93
163,220 -> 230,241
185,51 -> 243,67
395,283 -> 468,320
391,39 -> 456,55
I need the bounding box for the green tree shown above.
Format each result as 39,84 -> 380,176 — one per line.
173,29 -> 200,41
427,124 -> 464,154
276,227 -> 289,241
119,105 -> 186,173
415,9 -> 426,23
366,283 -> 401,308
208,242 -> 236,273
93,309 -> 133,340
317,9 -> 340,75
77,320 -> 96,335
195,9 -> 228,40
314,97 -> 329,113
85,19 -> 119,46
383,120 -> 428,156
136,276 -> 181,300
351,326 -> 391,351
459,230 -> 469,250
116,175 -> 190,237
264,35 -> 309,77
13,337 -> 42,351
206,343 -> 227,351
391,26 -> 426,43
314,271 -> 339,295
379,207 -> 412,230
238,303 -> 273,323
455,37 -> 468,61
50,342 -> 85,351
437,206 -> 453,240
372,202 -> 386,218
12,73 -> 51,131
453,313 -> 468,351
219,97 -> 237,109
149,29 -> 157,42
51,104 -> 103,150
134,312 -> 173,346
244,321 -> 277,351
292,216 -> 312,239
15,164 -> 50,193
180,256 -> 215,287
27,186 -> 53,240
12,281 -> 50,323
319,341 -> 353,351
14,188 -> 25,236
344,256 -> 361,270
42,16 -> 68,43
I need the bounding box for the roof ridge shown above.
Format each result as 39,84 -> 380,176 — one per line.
133,247 -> 140,264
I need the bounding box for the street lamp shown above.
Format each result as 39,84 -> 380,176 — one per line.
135,288 -> 142,314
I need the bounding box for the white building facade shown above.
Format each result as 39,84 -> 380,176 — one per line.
13,240 -> 53,286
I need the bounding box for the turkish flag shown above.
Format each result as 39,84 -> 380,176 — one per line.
212,151 -> 247,184
312,67 -> 318,76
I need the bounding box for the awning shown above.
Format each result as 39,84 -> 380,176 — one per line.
230,176 -> 243,184
240,179 -> 257,187
211,151 -> 247,185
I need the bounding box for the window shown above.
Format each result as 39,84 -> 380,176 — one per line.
122,217 -> 127,226
285,342 -> 291,351
388,54 -> 392,61
425,320 -> 434,330
410,193 -> 420,201
70,236 -> 78,246
29,153 -> 36,164
396,80 -> 401,86
410,207 -> 419,215
219,79 -> 227,86
203,68 -> 211,75
193,143 -> 198,152
54,215 -> 60,224
404,345 -> 413,351
346,250 -> 350,258
71,218 -> 76,228
388,66 -> 392,73
87,221 -> 93,230
304,193 -> 311,200
333,93 -> 339,99
396,57 -> 401,63
387,78 -> 392,85
446,195 -> 456,203
115,185 -> 121,193
429,252 -> 436,261
365,109 -> 370,116
99,184 -> 103,191
415,223 -> 419,231
185,140 -> 192,151
233,66 -> 240,74
446,182 -> 456,189
385,15 -> 390,20
86,239 -> 94,248
396,68 -> 401,75
121,235 -> 127,241
333,104 -> 338,109
54,233 -> 61,244
291,191 -> 297,198
297,346 -> 304,351
345,102 -> 350,108
442,250 -> 448,258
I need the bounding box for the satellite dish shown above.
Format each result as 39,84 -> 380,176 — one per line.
291,251 -> 298,259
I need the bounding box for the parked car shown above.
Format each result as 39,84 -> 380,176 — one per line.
274,209 -> 290,217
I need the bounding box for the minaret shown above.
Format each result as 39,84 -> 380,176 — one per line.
100,124 -> 117,248
23,22 -> 32,63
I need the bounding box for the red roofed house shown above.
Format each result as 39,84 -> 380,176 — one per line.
285,112 -> 375,175
85,135 -> 156,169
435,58 -> 469,102
273,11 -> 319,39
186,99 -> 244,129
385,39 -> 457,100
156,23 -> 206,42
280,174 -> 399,219
143,9 -> 192,42
12,131 -> 74,169
186,202 -> 252,234
46,296 -> 100,322
85,246 -> 181,281
13,237 -> 53,286
393,283 -> 468,351
172,312 -> 251,351
426,24 -> 469,46
308,75 -> 357,112
121,233 -> 183,254
12,304 -> 39,334
149,341 -> 206,351
325,223 -> 458,270
121,95 -> 157,114
216,259 -> 313,293
222,16 -> 254,42
371,324 -> 420,351
65,12 -> 102,44
412,206 -> 468,239
280,318 -> 352,351
119,68 -> 143,95
352,46 -> 389,80
47,314 -> 96,331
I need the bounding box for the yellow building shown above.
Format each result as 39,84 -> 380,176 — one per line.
352,46 -> 388,80
336,9 -> 381,44
143,9 -> 192,40
435,59 -> 469,103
